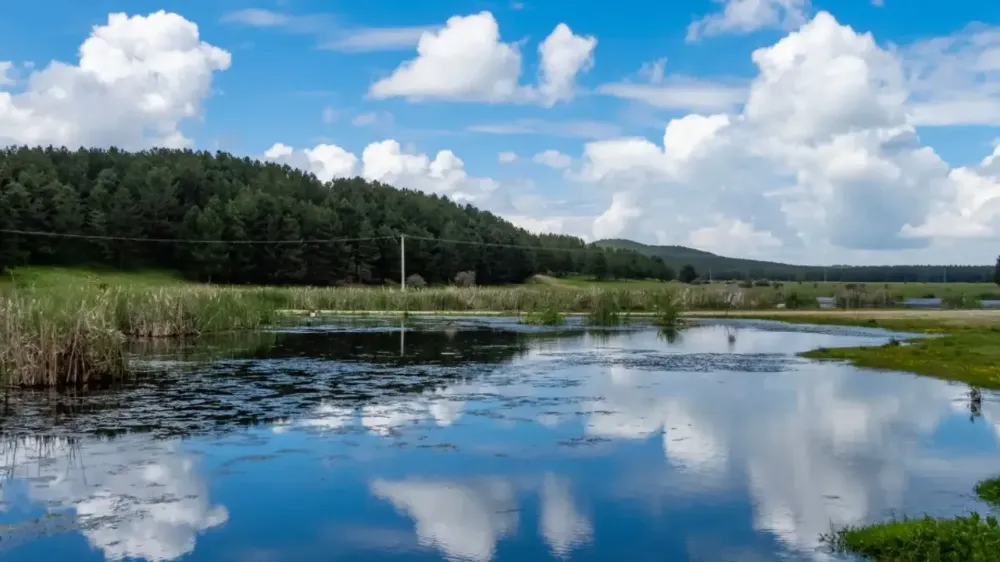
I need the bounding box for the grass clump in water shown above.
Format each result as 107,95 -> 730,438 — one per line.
520,308 -> 565,326
586,291 -> 624,326
652,291 -> 683,328
821,513 -> 1000,562
976,476 -> 1000,506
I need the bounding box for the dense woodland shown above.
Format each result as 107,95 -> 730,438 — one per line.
0,147 -> 675,285
600,240 -> 997,283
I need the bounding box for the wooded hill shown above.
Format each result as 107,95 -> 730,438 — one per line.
598,239 -> 995,283
0,147 -> 674,285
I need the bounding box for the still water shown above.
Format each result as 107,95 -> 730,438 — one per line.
2,318 -> 999,561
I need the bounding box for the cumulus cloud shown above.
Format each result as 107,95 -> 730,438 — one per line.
533,149 -> 572,169
497,151 -> 518,163
688,0 -> 812,42
265,142 -> 359,181
369,12 -> 595,105
0,11 -> 230,149
576,12 -> 977,259
537,23 -> 597,106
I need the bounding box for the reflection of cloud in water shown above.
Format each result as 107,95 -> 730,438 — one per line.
279,383 -> 487,435
370,478 -> 518,562
2,436 -> 227,561
587,365 -> 727,474
371,474 -> 591,562
539,474 -> 592,557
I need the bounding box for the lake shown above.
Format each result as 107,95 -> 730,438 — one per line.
2,318 -> 999,562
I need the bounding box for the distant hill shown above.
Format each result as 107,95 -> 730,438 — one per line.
596,239 -> 995,283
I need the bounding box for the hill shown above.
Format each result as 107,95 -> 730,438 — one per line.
0,146 -> 673,285
597,239 -> 995,283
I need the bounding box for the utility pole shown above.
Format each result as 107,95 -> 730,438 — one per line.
400,234 -> 406,291
943,266 -> 947,283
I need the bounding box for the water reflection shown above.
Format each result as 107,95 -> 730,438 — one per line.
2,319 -> 999,561
1,436 -> 226,561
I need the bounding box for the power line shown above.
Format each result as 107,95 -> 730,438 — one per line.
0,229 -> 396,245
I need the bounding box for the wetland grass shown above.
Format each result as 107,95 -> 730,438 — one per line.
821,513 -> 1000,562
821,475 -> 1000,561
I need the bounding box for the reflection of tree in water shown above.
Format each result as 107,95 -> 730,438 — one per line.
969,386 -> 983,422
254,328 -> 548,366
0,327 -> 581,440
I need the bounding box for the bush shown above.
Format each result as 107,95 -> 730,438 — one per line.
405,274 -> 427,289
454,270 -> 476,287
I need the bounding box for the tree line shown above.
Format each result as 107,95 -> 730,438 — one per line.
0,146 -> 676,285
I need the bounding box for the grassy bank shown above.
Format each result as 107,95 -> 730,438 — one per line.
689,310 -> 1000,389
822,476 -> 1000,561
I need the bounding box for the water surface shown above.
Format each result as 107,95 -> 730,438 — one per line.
2,318 -> 999,561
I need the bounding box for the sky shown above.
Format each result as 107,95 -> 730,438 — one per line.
1,0 -> 999,265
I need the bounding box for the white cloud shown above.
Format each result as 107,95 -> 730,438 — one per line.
0,11 -> 230,149
369,12 -> 523,102
351,111 -> 393,127
688,0 -> 812,41
573,12 -> 991,261
320,26 -> 437,52
639,57 -> 668,84
468,118 -> 621,139
598,79 -> 747,112
369,12 -> 594,105
533,149 -> 572,169
497,151 -> 518,163
223,9 -> 429,52
0,61 -> 14,85
904,24 -> 1000,126
537,23 -> 597,106
362,140 -> 500,203
265,142 -> 358,181
904,143 -> 1000,239
222,8 -> 293,27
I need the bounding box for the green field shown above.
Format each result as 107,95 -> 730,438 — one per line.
1,266 -> 186,290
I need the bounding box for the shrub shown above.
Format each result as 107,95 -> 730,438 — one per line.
454,270 -> 476,287
405,274 -> 427,289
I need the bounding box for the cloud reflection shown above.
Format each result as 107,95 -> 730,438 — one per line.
1,436 -> 227,561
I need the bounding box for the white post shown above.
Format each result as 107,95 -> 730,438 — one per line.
400,234 -> 406,291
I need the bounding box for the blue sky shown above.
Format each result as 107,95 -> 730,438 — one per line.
1,0 -> 999,264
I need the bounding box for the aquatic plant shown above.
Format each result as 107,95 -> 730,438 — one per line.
521,308 -> 565,326
652,291 -> 682,328
821,513 -> 1000,562
586,291 -> 623,326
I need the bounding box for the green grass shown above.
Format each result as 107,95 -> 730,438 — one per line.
976,476 -> 1000,506
1,266 -> 186,290
822,513 -> 1000,561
